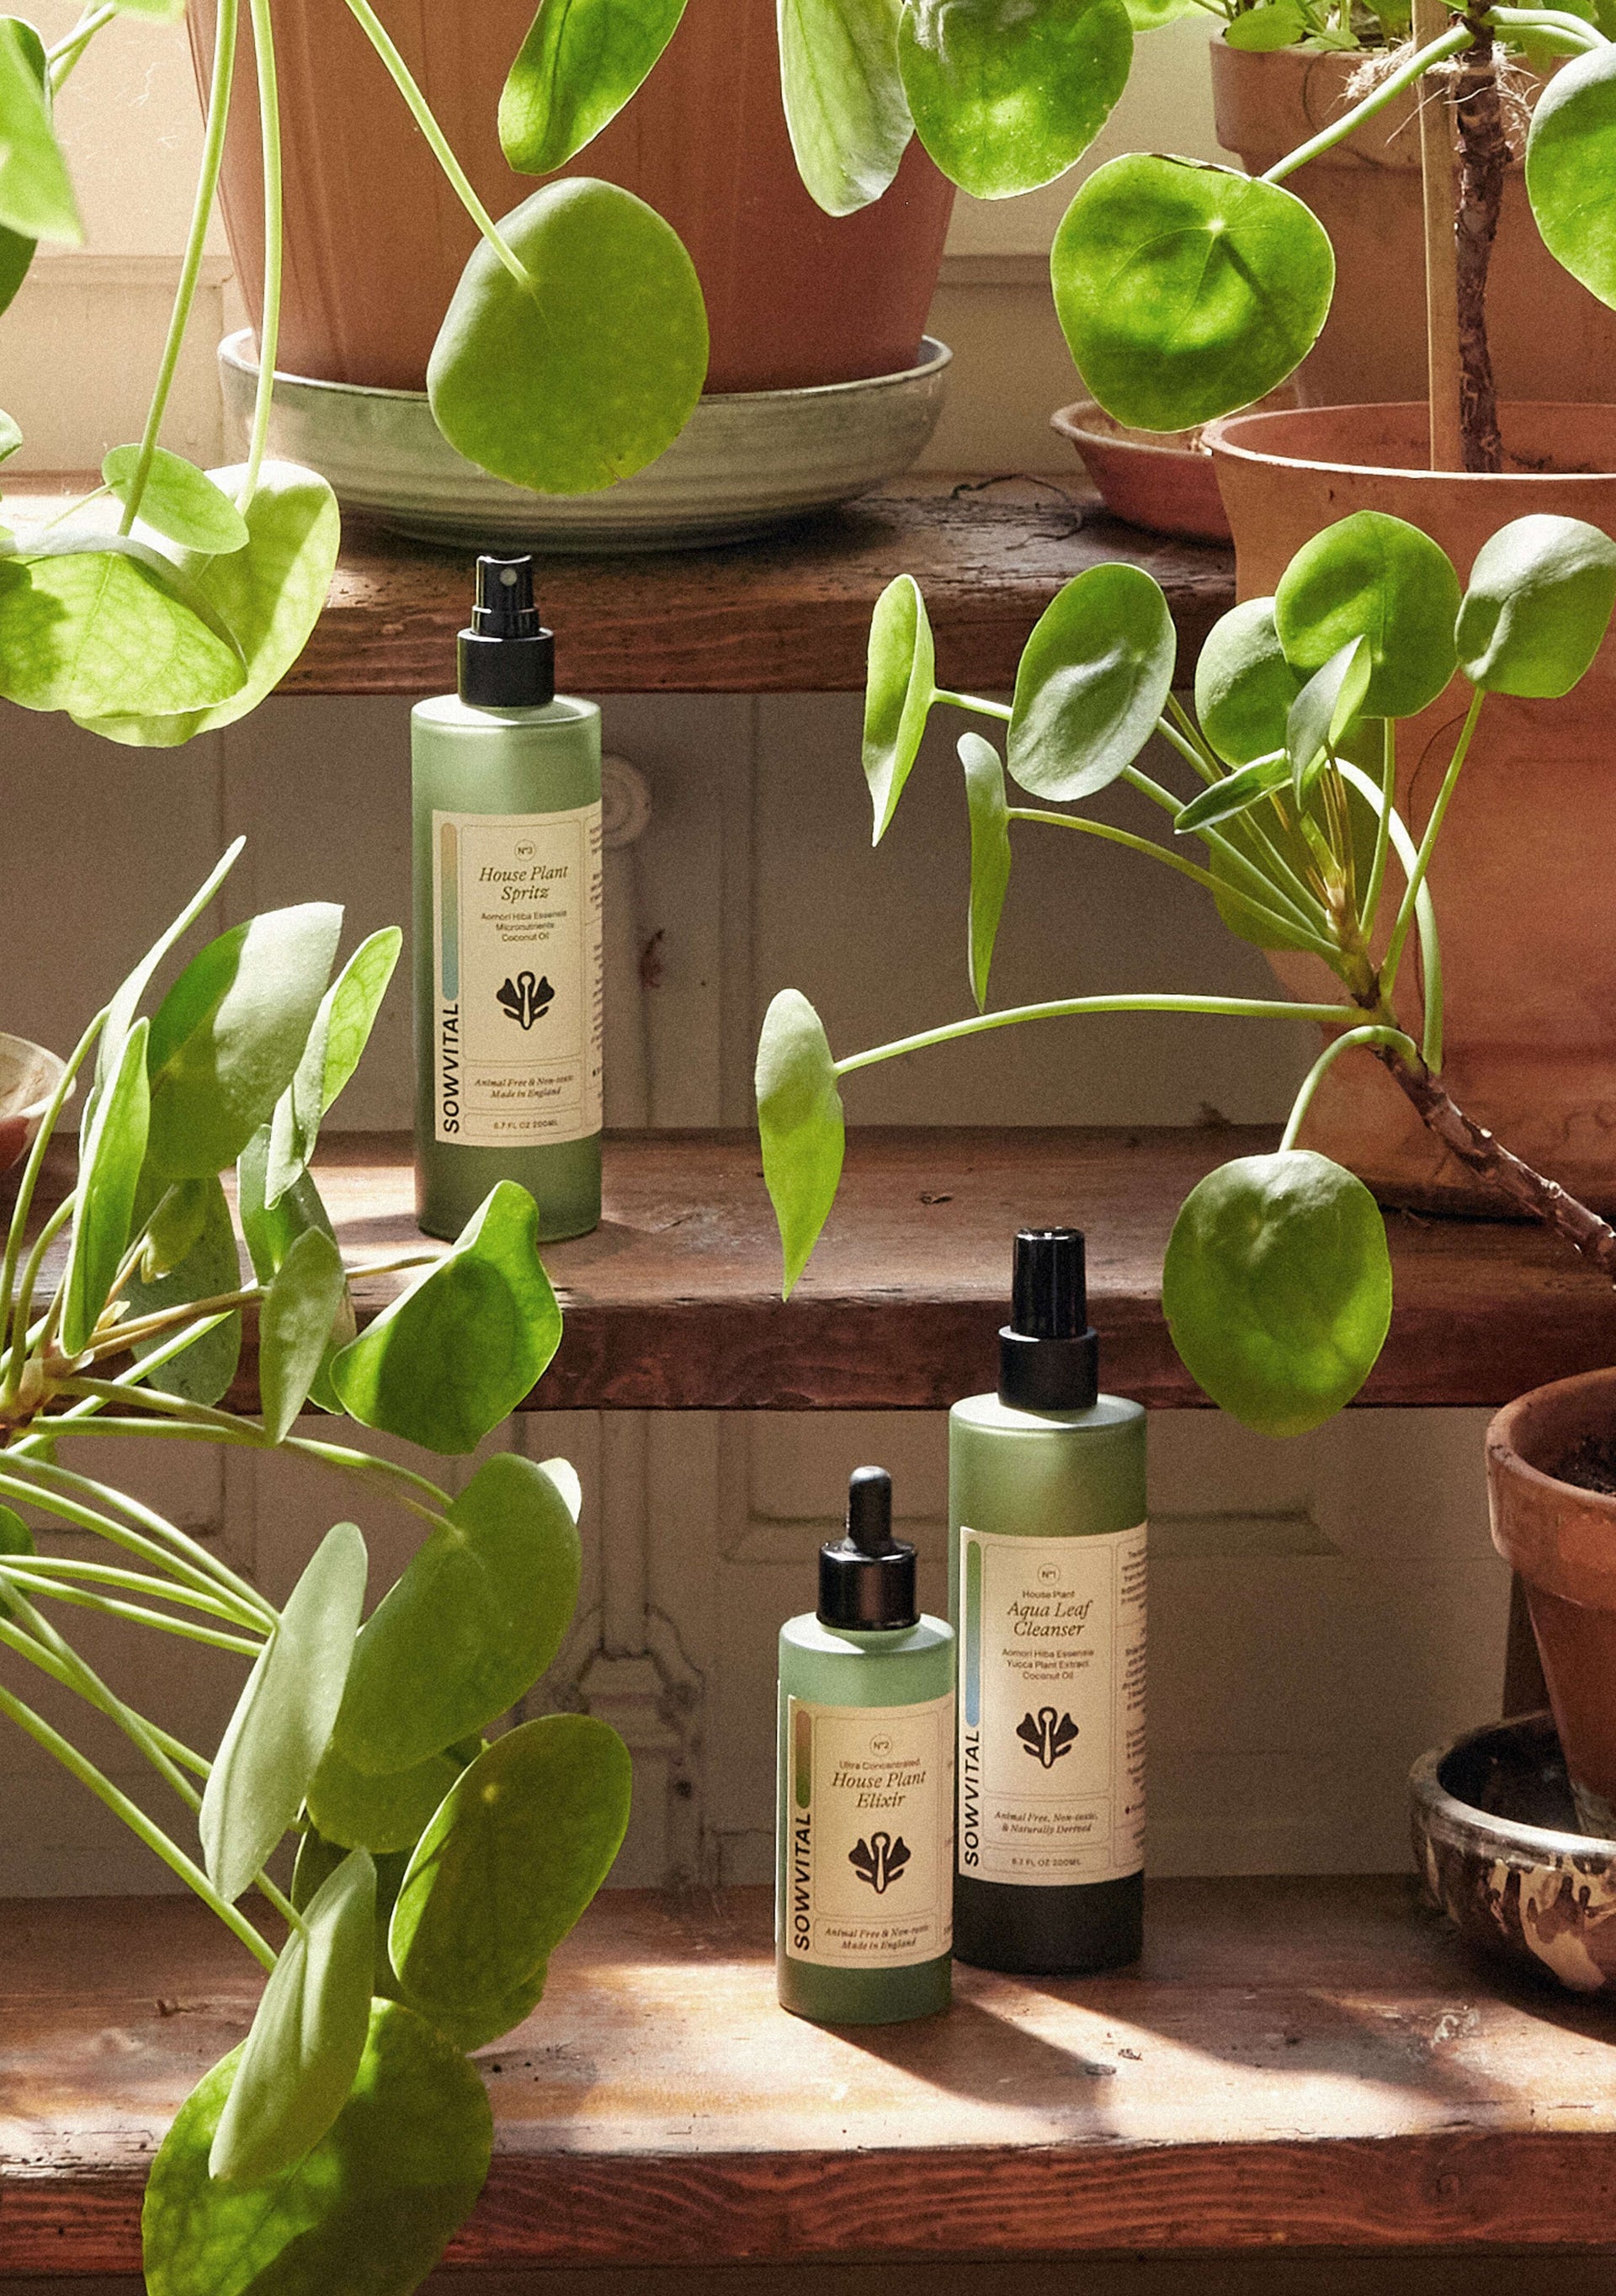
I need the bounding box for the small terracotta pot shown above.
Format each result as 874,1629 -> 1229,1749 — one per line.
1204,398 -> 1616,1214
0,1034 -> 66,1175
1050,401 -> 1231,544
1210,41 -> 1616,408
189,0 -> 955,396
1488,1372 -> 1616,1834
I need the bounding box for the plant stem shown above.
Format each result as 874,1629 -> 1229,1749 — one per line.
0,1013 -> 101,1406
2,1553 -> 260,1624
1164,696 -> 1222,786
1487,6 -> 1606,43
1279,1023 -> 1420,1152
1413,0 -> 1464,472
1262,25 -> 1471,184
1453,19 -> 1507,473
1007,807 -> 1340,956
119,0 -> 238,537
85,1284 -> 263,1357
0,1677 -> 275,1969
8,1193 -> 74,1373
0,1568 -> 262,1653
1381,688 -> 1484,997
343,0 -> 530,290
1129,760 -> 1333,937
47,2 -> 114,92
1362,719 -> 1397,939
0,1590 -> 207,1810
8,1312 -> 231,1457
1156,717 -> 1222,789
242,0 -> 284,504
832,992 -> 1365,1077
0,1454 -> 273,1624
933,690 -> 1013,723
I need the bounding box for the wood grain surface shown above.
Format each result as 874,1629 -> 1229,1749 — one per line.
6,1879 -> 1616,2273
3,477 -> 1235,698
14,1128 -> 1616,1413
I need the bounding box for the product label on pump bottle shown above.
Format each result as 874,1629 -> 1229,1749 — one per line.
783,1693 -> 954,1967
957,1524 -> 1146,1885
432,805 -> 603,1146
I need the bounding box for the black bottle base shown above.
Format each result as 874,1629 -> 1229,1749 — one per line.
953,1870 -> 1143,1974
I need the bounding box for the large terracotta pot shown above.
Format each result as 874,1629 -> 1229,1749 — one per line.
1210,41 -> 1616,407
1204,399 -> 1616,1214
189,0 -> 955,394
1488,1371 -> 1616,1835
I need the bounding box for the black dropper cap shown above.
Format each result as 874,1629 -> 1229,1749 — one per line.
457,554 -> 556,710
998,1227 -> 1099,1411
817,1466 -> 917,1631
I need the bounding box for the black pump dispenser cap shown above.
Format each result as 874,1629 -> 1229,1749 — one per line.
817,1466 -> 917,1630
458,554 -> 556,709
998,1227 -> 1100,1411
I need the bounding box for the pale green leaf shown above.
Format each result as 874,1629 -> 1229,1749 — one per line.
779,0 -> 912,216
258,1226 -> 348,1443
499,0 -> 688,173
103,447 -> 250,555
756,988 -> 845,1299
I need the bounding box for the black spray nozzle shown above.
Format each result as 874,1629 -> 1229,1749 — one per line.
458,551 -> 555,710
818,1465 -> 917,1631
999,1226 -> 1099,1412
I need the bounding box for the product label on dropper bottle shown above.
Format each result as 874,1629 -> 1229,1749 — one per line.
784,1693 -> 954,1967
432,805 -> 603,1147
957,1524 -> 1146,1886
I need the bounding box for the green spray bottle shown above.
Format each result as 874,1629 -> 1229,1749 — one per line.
777,1467 -> 954,2025
412,555 -> 602,1243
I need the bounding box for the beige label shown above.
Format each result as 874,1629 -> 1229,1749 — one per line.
958,1524 -> 1146,1886
783,1693 -> 954,1968
432,804 -> 603,1147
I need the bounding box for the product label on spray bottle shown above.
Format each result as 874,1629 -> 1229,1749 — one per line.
784,1693 -> 954,1967
957,1525 -> 1146,1885
432,805 -> 603,1147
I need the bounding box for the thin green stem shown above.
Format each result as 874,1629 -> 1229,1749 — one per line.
243,0 -> 284,503
933,689 -> 1013,723
1279,1024 -> 1419,1153
0,1588 -> 206,1811
2,1554 -> 261,1624
343,0 -> 529,288
1163,697 -> 1221,787
8,1193 -> 74,1374
258,1873 -> 301,1930
47,2 -> 114,92
1262,25 -> 1472,183
1487,5 -> 1606,43
1335,757 -> 1445,1068
1381,688 -> 1484,998
832,991 -> 1365,1078
0,1012 -> 101,1406
1361,718 -> 1396,942
119,0 -> 239,536
84,1284 -> 263,1358
9,1447 -> 272,1620
0,1456 -> 271,1624
0,1567 -> 262,1653
1007,808 -> 1340,958
0,1677 -> 274,1969
1128,759 -> 1332,938
1156,717 -> 1222,789
8,1312 -> 231,1457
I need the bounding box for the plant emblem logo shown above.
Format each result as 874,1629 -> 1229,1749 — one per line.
1018,1705 -> 1079,1768
848,1831 -> 910,1893
497,970 -> 555,1029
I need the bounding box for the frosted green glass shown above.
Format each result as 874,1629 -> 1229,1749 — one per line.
776,1613 -> 954,2025
412,692 -> 602,1243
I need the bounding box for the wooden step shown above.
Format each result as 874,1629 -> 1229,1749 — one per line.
6,1877 -> 1616,2275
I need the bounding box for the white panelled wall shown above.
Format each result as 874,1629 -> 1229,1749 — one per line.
0,9 -> 1510,1895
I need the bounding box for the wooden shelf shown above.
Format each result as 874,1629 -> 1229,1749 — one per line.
8,475 -> 1234,696
8,1876 -> 1616,2272
18,1126 -> 1616,1415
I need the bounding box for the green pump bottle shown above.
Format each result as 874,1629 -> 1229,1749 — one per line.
777,1468 -> 954,2025
412,555 -> 602,1243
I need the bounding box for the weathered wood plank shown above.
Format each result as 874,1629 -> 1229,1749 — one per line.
6,1879 -> 1616,2273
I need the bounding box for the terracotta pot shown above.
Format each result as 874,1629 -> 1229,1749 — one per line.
1210,41 -> 1616,408
1204,398 -> 1616,1214
189,0 -> 955,395
0,1033 -> 66,1175
1488,1371 -> 1616,1834
1050,401 -> 1231,544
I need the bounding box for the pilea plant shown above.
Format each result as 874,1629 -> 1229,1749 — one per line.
0,842 -> 629,2294
757,508 -> 1616,1436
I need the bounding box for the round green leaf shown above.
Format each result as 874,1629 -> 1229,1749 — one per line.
306,1741 -> 466,1856
780,0 -> 913,216
864,573 -> 936,842
141,2001 -> 492,2296
81,462 -> 343,748
209,1848 -> 376,2188
1527,42 -> 1616,309
1456,513 -> 1616,697
61,1018 -> 149,1356
1194,597 -> 1301,766
1051,156 -> 1335,432
428,178 -> 708,496
756,989 -> 846,1299
1162,1150 -> 1392,1436
200,1520 -> 368,1905
330,1183 -> 561,1455
333,1452 -> 582,1775
390,1714 -> 632,2052
1221,0 -> 1307,46
103,446 -> 249,555
1007,562 -> 1175,800
960,731 -> 1012,1012
1274,511 -> 1460,719
0,542 -> 244,718
898,0 -> 1132,199
120,1172 -> 243,1405
500,0 -> 688,174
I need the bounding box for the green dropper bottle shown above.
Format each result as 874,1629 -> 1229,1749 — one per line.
412,555 -> 602,1243
952,1229 -> 1147,1974
777,1467 -> 954,2026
